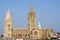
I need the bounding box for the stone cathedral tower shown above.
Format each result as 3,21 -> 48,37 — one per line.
4,9 -> 12,37
28,5 -> 36,31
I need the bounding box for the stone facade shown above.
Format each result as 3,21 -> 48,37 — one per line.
4,9 -> 12,37
4,5 -> 54,39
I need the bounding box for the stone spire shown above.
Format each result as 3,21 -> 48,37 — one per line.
5,9 -> 11,20
38,21 -> 41,28
30,4 -> 33,12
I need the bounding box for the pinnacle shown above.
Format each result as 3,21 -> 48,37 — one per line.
5,9 -> 11,20
30,4 -> 33,12
38,21 -> 41,28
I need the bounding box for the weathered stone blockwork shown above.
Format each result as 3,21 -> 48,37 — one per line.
4,5 -> 54,40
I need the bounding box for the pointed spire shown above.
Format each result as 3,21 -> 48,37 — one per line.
5,9 -> 11,20
38,21 -> 41,28
30,4 -> 33,12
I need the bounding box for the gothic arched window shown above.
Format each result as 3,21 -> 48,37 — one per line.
8,24 -> 11,31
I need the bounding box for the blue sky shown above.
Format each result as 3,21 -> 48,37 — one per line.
0,0 -> 60,35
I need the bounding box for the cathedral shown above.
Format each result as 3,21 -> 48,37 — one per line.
4,5 -> 54,39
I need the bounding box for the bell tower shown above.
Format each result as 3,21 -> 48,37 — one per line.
28,5 -> 36,31
4,9 -> 12,37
